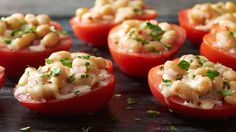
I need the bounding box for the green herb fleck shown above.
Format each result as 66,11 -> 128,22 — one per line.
145,22 -> 164,41
60,58 -> 72,68
3,39 -> 11,44
82,127 -> 92,132
24,26 -> 36,34
147,110 -> 160,118
133,8 -> 142,14
127,97 -> 136,105
170,126 -> 177,132
45,58 -> 53,64
67,74 -> 76,84
178,60 -> 190,71
11,29 -> 21,36
162,79 -> 172,86
229,31 -> 236,37
20,126 -> 30,132
80,74 -> 89,79
77,55 -> 91,60
85,62 -> 90,70
51,68 -> 61,77
192,74 -> 196,79
221,89 -> 236,96
206,70 -> 219,80
164,44 -> 172,50
73,89 -> 80,95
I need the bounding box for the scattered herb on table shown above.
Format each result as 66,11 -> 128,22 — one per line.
20,126 -> 30,132
147,110 -> 160,118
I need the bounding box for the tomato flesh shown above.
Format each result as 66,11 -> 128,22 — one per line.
70,12 -> 157,47
0,67 -> 5,88
178,9 -> 209,45
200,26 -> 236,70
14,60 -> 115,115
108,24 -> 186,77
148,65 -> 236,119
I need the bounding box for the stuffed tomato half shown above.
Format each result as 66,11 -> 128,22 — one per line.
108,20 -> 186,77
0,13 -> 72,77
14,51 -> 115,115
178,2 -> 236,45
70,0 -> 157,47
200,20 -> 236,70
148,54 -> 236,119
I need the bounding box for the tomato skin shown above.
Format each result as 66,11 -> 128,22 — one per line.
0,67 -> 5,88
148,65 -> 236,119
70,12 -> 157,47
14,60 -> 115,116
108,24 -> 186,77
178,9 -> 209,45
0,22 -> 72,77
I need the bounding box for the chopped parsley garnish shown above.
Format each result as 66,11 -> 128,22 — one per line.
51,68 -> 61,77
24,26 -> 36,34
134,37 -> 148,45
77,55 -> 91,60
192,74 -> 196,79
147,110 -> 160,118
206,70 -> 219,80
60,58 -> 72,68
128,30 -> 135,37
162,79 -> 172,86
85,62 -> 90,70
145,22 -> 164,41
20,126 -> 30,132
67,74 -> 76,84
196,55 -> 206,66
178,60 -> 190,71
81,127 -> 92,132
45,58 -> 53,64
80,74 -> 89,79
11,29 -> 21,36
176,76 -> 183,80
127,97 -> 136,105
133,8 -> 142,14
170,126 -> 177,132
164,44 -> 172,50
3,39 -> 11,44
220,89 -> 236,96
73,89 -> 80,95
229,31 -> 236,37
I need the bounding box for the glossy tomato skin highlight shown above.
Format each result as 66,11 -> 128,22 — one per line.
108,24 -> 186,78
200,26 -> 236,70
0,22 -> 72,77
148,65 -> 236,119
70,12 -> 157,47
14,60 -> 115,116
178,9 -> 208,45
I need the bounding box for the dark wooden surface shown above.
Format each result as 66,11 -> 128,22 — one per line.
0,16 -> 235,132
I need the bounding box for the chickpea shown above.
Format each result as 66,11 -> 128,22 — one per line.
196,77 -> 212,96
5,16 -> 20,29
25,14 -> 38,26
188,10 -> 205,24
11,13 -> 24,21
42,83 -> 58,98
14,33 -> 36,49
164,61 -> 186,76
143,42 -> 164,52
35,24 -> 51,38
224,93 -> 236,105
100,4 -> 114,15
41,32 -> 59,47
223,69 -> 236,81
0,21 -> 6,35
115,7 -> 135,23
81,12 -> 94,23
113,0 -> 129,9
73,73 -> 96,86
49,51 -> 71,61
36,14 -> 51,25
18,67 -> 31,86
172,81 -> 199,102
158,22 -> 172,31
219,20 -> 236,32
76,8 -> 89,19
225,2 -> 236,12
229,81 -> 236,90
90,56 -> 106,69
160,30 -> 177,45
193,67 -> 207,76
122,39 -> 142,52
216,31 -> 235,49
213,76 -> 223,91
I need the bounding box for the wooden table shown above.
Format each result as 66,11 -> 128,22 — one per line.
0,0 -> 235,132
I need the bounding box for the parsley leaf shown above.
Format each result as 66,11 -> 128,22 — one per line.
127,97 -> 136,105
164,44 -> 172,50
24,26 -> 36,34
20,126 -> 30,132
45,58 -> 53,64
206,70 -> 219,80
162,79 -> 172,86
60,58 -> 72,68
67,74 -> 76,84
145,22 -> 164,41
77,55 -> 90,60
147,110 -> 160,118
80,74 -> 89,79
85,62 -> 90,71
178,60 -> 190,71
221,89 -> 236,96
81,127 -> 92,132
51,68 -> 61,77
229,31 -> 236,37
3,38 -> 11,44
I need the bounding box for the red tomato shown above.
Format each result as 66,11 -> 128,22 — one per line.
70,12 -> 157,47
108,23 -> 186,77
148,65 -> 236,119
14,60 -> 115,115
178,9 -> 209,45
0,22 -> 72,77
200,25 -> 236,70
0,66 -> 5,88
